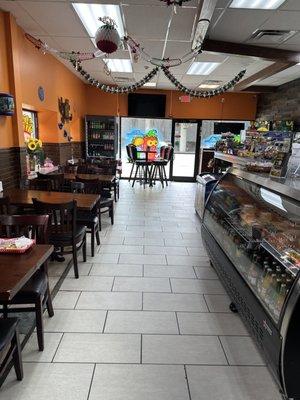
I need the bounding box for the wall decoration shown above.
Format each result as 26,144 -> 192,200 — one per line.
159,0 -> 192,5
38,86 -> 45,102
0,93 -> 14,116
58,97 -> 73,125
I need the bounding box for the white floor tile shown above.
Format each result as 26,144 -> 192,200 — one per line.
171,278 -> 226,294
44,309 -> 106,333
204,294 -> 232,313
144,246 -> 188,255
177,312 -> 248,335
113,277 -> 171,293
90,263 -> 143,277
144,265 -> 196,278
60,276 -> 114,291
142,335 -> 227,365
67,262 -> 92,277
22,332 -> 62,362
90,253 -> 120,263
105,311 -> 178,334
194,266 -> 218,279
143,293 -> 208,312
219,336 -> 265,365
124,237 -> 165,246
119,254 -> 167,265
186,366 -> 281,400
167,255 -> 209,266
53,291 -> 80,309
76,292 -> 142,310
0,363 -> 94,400
98,245 -> 144,254
89,364 -> 189,400
54,333 -> 140,363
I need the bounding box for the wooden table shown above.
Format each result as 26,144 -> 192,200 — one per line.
3,189 -> 100,211
0,244 -> 53,301
63,173 -> 115,183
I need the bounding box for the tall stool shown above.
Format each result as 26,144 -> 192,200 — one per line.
150,146 -> 173,188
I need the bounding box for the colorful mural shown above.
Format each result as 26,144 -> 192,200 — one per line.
125,127 -> 166,161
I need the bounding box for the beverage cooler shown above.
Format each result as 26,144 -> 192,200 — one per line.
201,167 -> 300,400
195,174 -> 220,219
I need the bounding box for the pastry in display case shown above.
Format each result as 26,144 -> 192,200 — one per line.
201,167 -> 300,400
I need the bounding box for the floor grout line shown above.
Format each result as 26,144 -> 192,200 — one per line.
51,332 -> 64,363
184,364 -> 193,400
86,363 -> 97,400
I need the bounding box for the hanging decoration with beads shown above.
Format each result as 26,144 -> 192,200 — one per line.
95,17 -> 120,54
160,0 -> 193,5
161,66 -> 246,98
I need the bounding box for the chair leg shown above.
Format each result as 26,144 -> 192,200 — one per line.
163,165 -> 168,186
109,203 -> 114,225
99,212 -> 102,231
83,234 -> 87,262
158,166 -> 164,188
132,164 -> 139,187
72,244 -> 79,279
12,328 -> 23,381
117,183 -> 120,199
35,296 -> 44,351
96,226 -> 100,245
114,182 -> 117,202
3,304 -> 8,318
91,225 -> 95,257
128,163 -> 134,182
46,284 -> 54,318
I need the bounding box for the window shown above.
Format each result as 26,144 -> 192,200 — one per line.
23,110 -> 38,141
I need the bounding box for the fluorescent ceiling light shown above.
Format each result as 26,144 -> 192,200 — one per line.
230,0 -> 286,10
143,82 -> 156,87
187,62 -> 219,75
104,58 -> 132,73
72,3 -> 125,41
199,83 -> 220,89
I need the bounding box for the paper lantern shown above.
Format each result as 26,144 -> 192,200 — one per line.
95,23 -> 120,54
0,93 -> 14,116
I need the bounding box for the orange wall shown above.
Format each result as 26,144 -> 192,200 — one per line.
0,12 -> 15,148
86,86 -> 257,120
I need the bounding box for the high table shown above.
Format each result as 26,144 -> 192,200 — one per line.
3,189 -> 100,211
0,244 -> 53,301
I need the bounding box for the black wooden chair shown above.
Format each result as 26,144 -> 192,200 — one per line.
77,177 -> 113,231
37,173 -> 64,191
130,145 -> 153,188
33,199 -> 87,279
0,318 -> 23,382
150,146 -> 173,188
70,181 -> 100,257
0,214 -> 54,351
0,197 -> 11,215
29,178 -> 52,191
126,144 -> 135,182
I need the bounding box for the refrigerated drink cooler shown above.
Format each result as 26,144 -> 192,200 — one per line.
201,167 -> 300,400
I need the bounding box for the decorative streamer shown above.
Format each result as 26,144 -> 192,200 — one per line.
161,66 -> 246,98
70,60 -> 159,94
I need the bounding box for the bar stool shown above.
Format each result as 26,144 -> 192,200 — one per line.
150,146 -> 173,188
130,145 -> 153,188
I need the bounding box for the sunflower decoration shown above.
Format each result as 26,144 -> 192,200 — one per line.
26,138 -> 45,164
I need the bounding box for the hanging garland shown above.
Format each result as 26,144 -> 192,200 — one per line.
70,60 -> 159,93
161,66 -> 246,98
160,0 -> 192,5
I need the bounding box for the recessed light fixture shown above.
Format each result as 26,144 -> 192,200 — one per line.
72,3 -> 125,46
199,83 -> 220,89
104,59 -> 132,73
230,0 -> 286,10
187,62 -> 219,75
143,82 -> 156,87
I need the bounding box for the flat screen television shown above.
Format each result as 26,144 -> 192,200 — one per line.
128,93 -> 166,118
214,122 -> 245,135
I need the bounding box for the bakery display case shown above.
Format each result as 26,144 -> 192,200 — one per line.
201,167 -> 300,400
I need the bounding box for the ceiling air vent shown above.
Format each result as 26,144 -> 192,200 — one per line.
114,76 -> 132,84
249,29 -> 297,44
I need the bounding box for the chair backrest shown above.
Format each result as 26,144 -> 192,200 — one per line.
164,146 -> 174,162
70,181 -> 85,193
159,146 -> 166,159
0,214 -> 49,244
126,145 -> 132,160
32,198 -> 77,236
128,144 -> 138,161
64,165 -> 78,174
0,197 -> 11,215
37,173 -> 64,191
76,165 -> 88,174
29,178 -> 52,191
76,178 -> 102,195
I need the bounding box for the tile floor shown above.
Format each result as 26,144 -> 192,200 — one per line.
1,182 -> 282,400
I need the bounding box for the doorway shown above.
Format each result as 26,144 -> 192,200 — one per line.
170,120 -> 201,182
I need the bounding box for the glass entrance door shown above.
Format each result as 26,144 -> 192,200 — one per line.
170,120 -> 201,181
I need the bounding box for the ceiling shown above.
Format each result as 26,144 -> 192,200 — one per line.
0,0 -> 300,90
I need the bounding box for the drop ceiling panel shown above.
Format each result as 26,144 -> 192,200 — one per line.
50,37 -> 97,52
196,51 -> 228,63
164,41 -> 191,59
280,0 -> 300,11
19,1 -> 87,37
123,5 -> 172,40
260,11 -> 300,30
168,8 -> 196,41
210,9 -> 270,42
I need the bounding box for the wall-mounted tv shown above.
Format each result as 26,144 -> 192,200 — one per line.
128,93 -> 166,118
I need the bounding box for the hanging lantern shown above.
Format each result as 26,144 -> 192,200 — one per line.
95,17 -> 120,54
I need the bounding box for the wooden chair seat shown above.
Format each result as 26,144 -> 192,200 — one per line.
10,270 -> 47,304
0,318 -> 23,382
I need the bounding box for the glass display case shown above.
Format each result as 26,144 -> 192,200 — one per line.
202,167 -> 300,400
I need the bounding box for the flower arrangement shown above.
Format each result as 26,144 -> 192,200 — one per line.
25,138 -> 45,169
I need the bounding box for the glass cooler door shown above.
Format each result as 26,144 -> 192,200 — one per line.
203,173 -> 300,324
